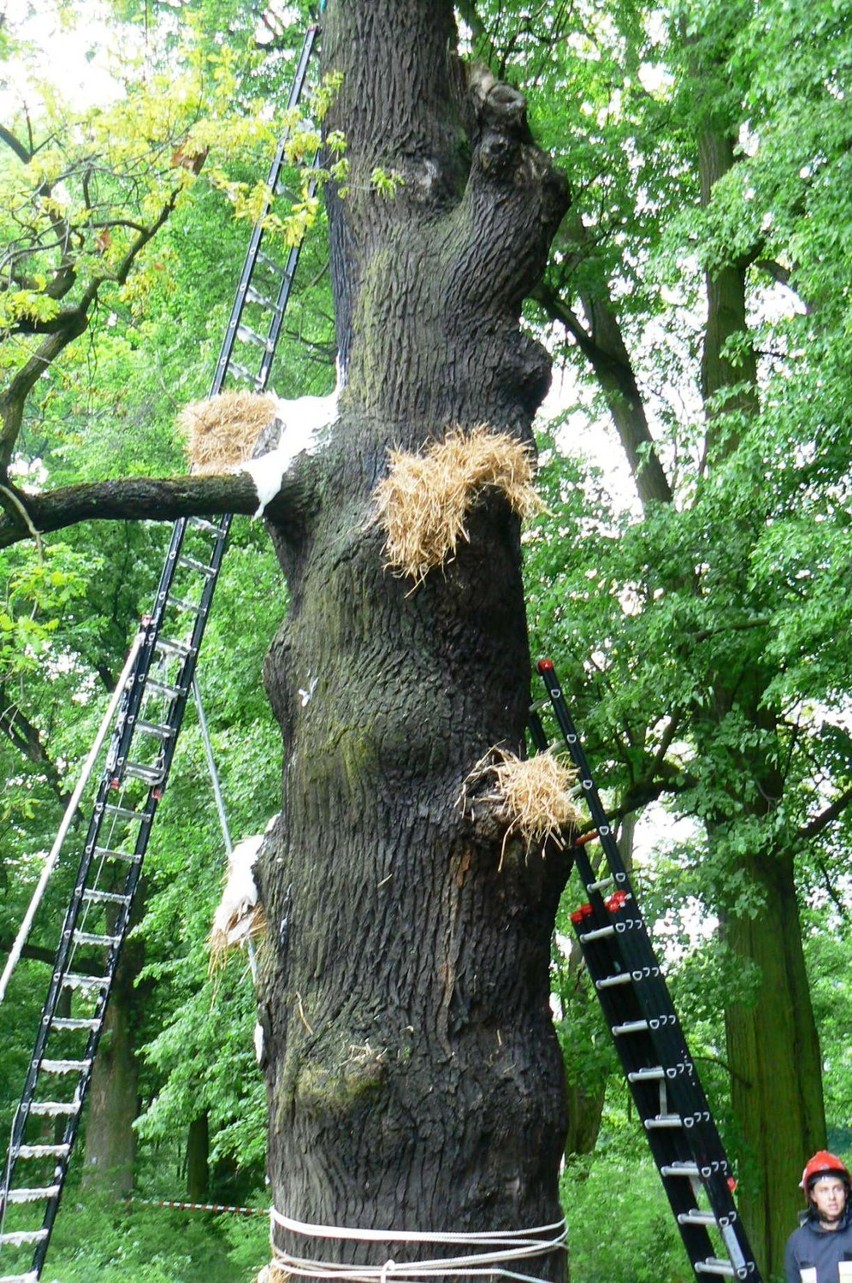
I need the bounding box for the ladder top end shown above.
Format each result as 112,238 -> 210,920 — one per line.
537,658 -> 554,673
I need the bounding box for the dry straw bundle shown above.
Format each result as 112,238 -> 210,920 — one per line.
460,747 -> 582,866
374,424 -> 545,585
208,903 -> 267,974
180,390 -> 277,473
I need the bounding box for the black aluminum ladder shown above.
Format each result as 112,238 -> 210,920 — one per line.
0,24 -> 321,1283
531,657 -> 762,1282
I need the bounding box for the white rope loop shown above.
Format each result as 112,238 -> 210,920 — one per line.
269,1209 -> 568,1283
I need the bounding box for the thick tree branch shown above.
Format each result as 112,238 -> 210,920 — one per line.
796,785 -> 852,844
534,278 -> 673,508
0,190 -> 182,471
0,124 -> 32,164
0,472 -> 262,548
0,934 -> 101,971
0,685 -> 71,806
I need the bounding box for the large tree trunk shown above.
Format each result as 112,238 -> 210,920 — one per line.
724,848 -> 825,1281
254,2 -> 571,1279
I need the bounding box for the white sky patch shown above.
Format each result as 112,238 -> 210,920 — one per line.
1,0 -> 139,113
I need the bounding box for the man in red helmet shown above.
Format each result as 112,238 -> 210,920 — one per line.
785,1151 -> 852,1283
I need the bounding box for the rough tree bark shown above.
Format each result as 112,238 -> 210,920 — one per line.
251,1 -> 571,1278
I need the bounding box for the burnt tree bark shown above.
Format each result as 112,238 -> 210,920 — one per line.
253,1 -> 571,1278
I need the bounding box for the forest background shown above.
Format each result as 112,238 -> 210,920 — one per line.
0,0 -> 850,1280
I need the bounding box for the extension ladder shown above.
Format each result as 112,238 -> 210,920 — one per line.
0,25 -> 321,1282
531,658 -> 762,1282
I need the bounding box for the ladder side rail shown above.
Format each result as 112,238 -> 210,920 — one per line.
570,849 -> 760,1277
29,841 -> 149,1280
125,519 -> 232,796
539,663 -> 761,1277
108,534 -> 191,779
2,762 -> 158,1203
212,23 -> 320,396
569,851 -> 721,1269
0,628 -> 146,1008
256,152 -> 324,391
536,661 -> 737,1178
536,659 -> 632,886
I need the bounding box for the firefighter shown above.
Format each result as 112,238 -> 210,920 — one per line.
785,1151 -> 852,1283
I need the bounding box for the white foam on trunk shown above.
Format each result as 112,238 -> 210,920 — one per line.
212,833 -> 263,945
239,388 -> 339,516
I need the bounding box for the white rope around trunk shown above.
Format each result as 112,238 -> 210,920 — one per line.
269,1209 -> 568,1283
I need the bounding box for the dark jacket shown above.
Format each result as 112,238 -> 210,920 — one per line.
784,1208 -> 852,1283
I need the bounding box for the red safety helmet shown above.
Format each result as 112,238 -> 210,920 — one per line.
800,1151 -> 851,1198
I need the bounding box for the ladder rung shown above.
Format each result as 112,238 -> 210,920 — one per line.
93,844 -> 137,863
256,250 -> 282,271
187,515 -> 226,534
226,361 -> 263,389
612,1019 -> 649,1036
40,1058 -> 90,1075
245,283 -> 275,309
103,804 -> 144,822
175,555 -> 217,579
645,1114 -> 683,1129
123,762 -> 164,785
579,925 -> 615,942
82,888 -> 130,907
678,1211 -> 719,1227
661,1162 -> 700,1178
695,1259 -> 736,1277
72,930 -> 121,949
597,973 -> 632,989
28,1101 -> 81,1117
51,1016 -> 100,1031
155,635 -> 195,657
0,1230 -> 49,1248
0,1271 -> 39,1282
236,322 -> 275,352
135,719 -> 175,740
145,678 -> 184,700
170,596 -> 205,614
16,1144 -> 70,1159
4,1185 -> 61,1204
588,876 -> 614,892
61,973 -> 107,994
628,1067 -> 665,1082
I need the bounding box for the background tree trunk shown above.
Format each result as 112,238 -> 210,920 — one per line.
82,890 -> 146,1196
82,956 -> 140,1196
254,1 -> 571,1276
187,1112 -> 210,1203
723,849 -> 826,1279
